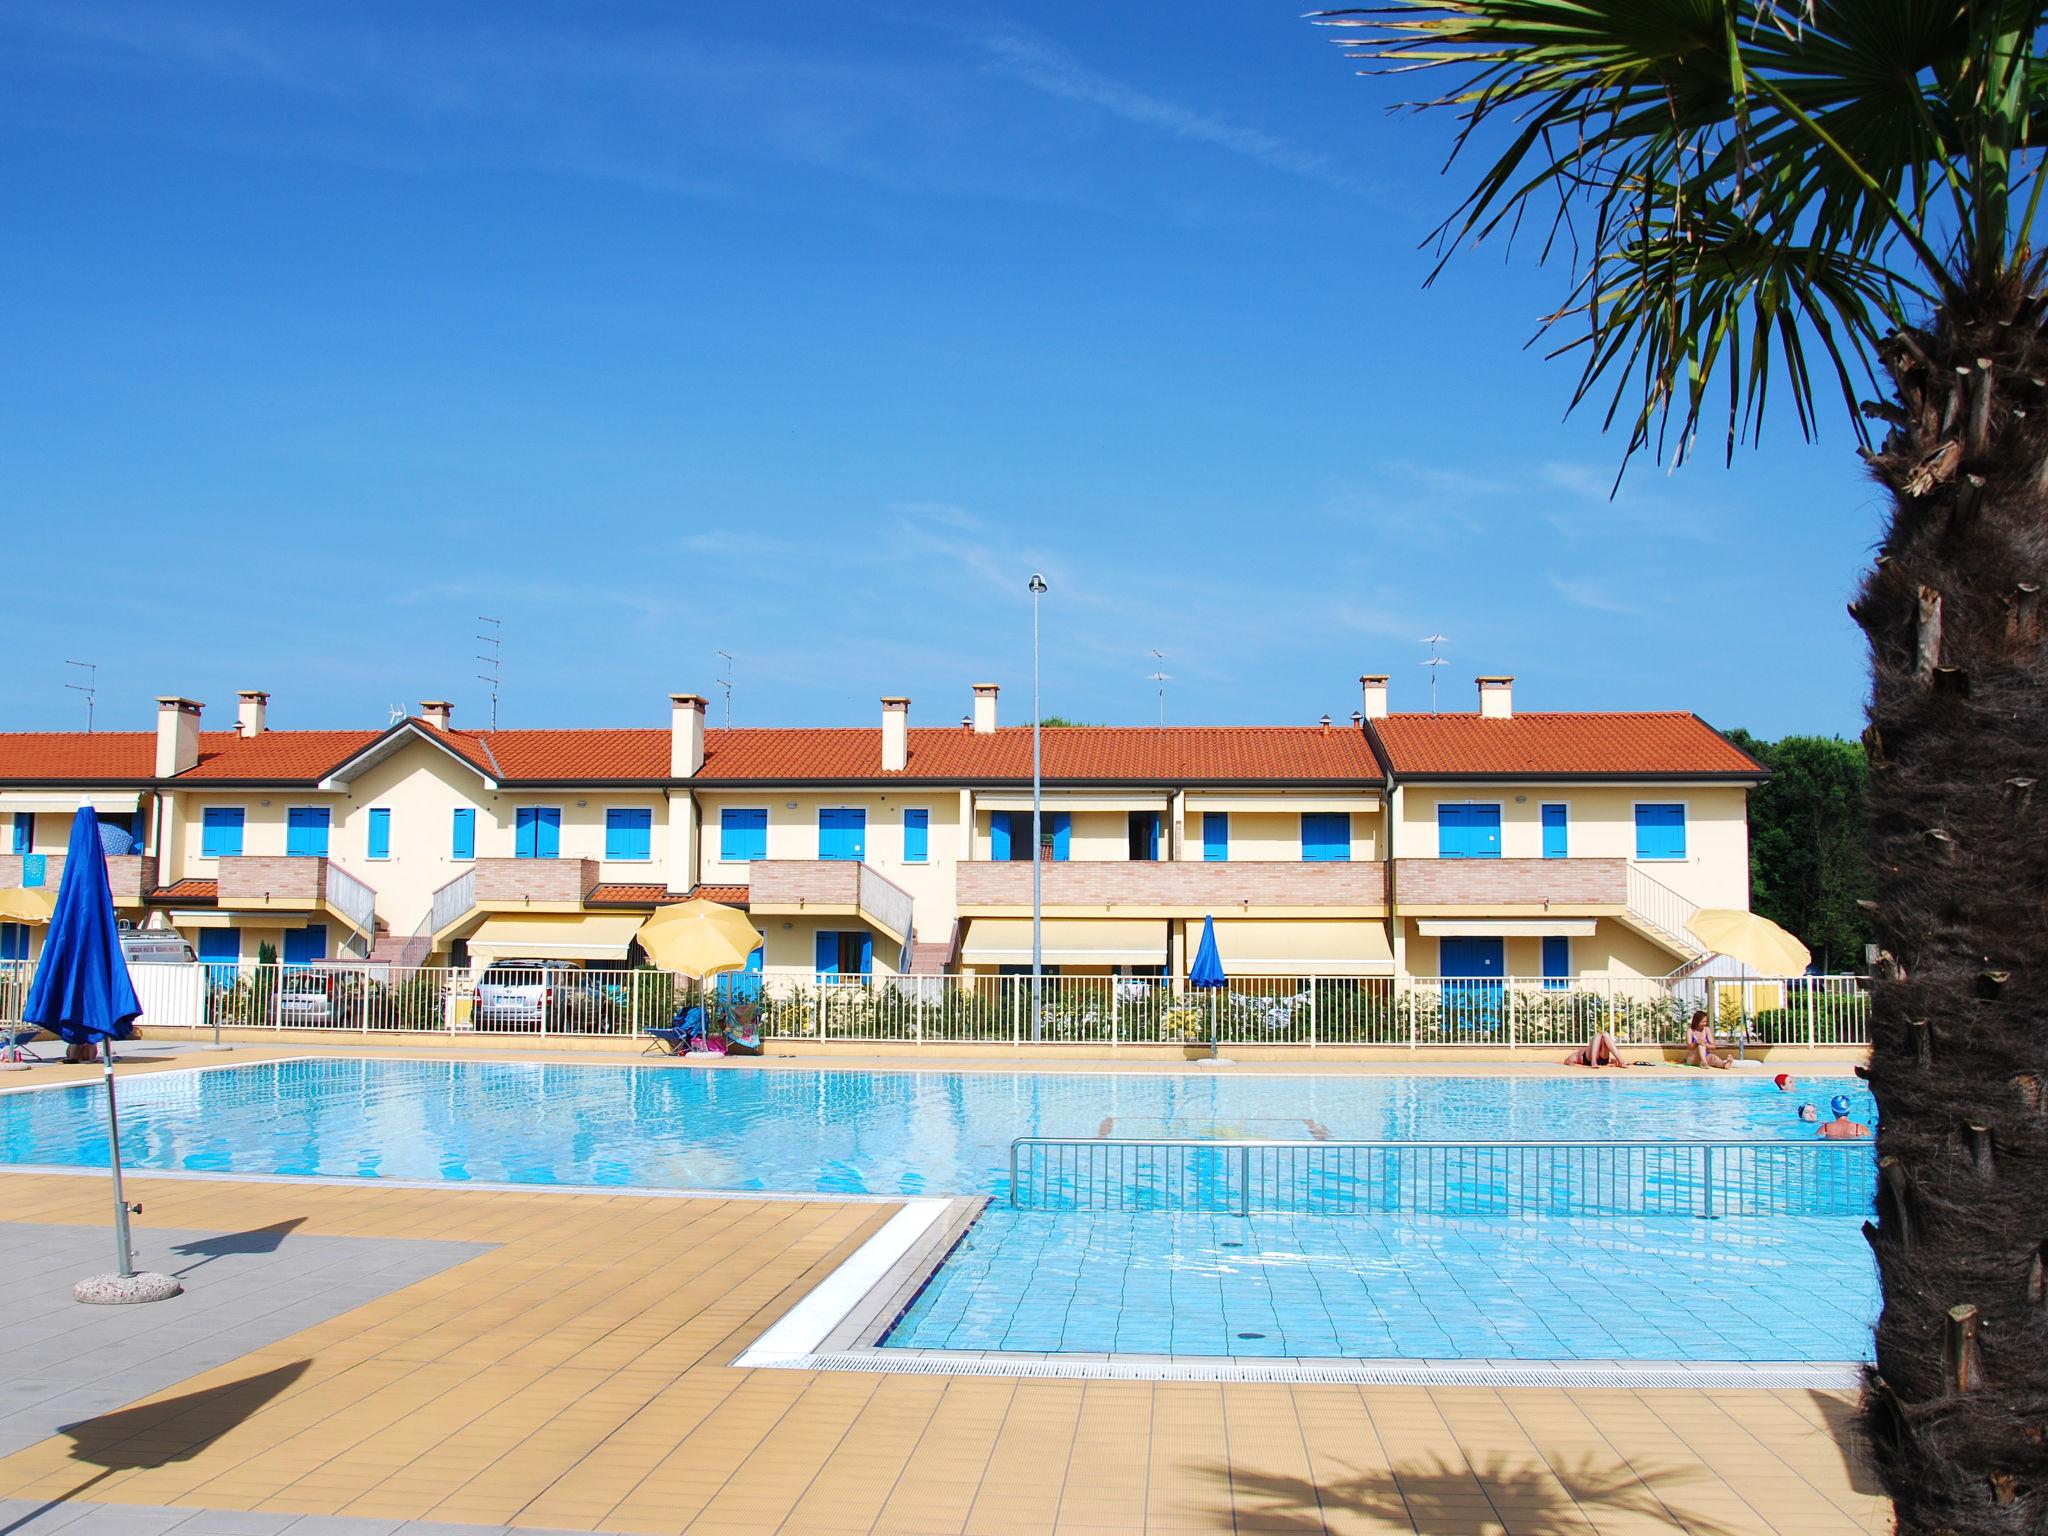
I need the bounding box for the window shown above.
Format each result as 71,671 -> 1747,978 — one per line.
1202,811 -> 1228,862
282,923 -> 328,968
366,808 -> 392,861
605,808 -> 653,862
515,806 -> 561,859
814,929 -> 873,978
201,807 -> 245,859
1127,811 -> 1160,861
1542,935 -> 1571,992
1437,803 -> 1502,859
991,810 -> 1069,861
1540,803 -> 1568,860
720,808 -> 768,863
197,928 -> 240,983
818,807 -> 867,861
10,814 -> 30,856
0,922 -> 27,962
286,806 -> 330,858
903,808 -> 929,863
451,807 -> 476,862
1635,803 -> 1687,861
1301,812 -> 1350,863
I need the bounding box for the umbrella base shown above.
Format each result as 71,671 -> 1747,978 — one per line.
73,1271 -> 182,1305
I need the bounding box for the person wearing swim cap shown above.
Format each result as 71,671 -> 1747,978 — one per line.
1797,1103 -> 1819,1123
1817,1094 -> 1870,1140
1773,1073 -> 1795,1091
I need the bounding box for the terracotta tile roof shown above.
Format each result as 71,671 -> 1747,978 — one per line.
0,731 -> 159,782
585,883 -> 685,906
686,884 -> 751,906
179,730 -> 382,781
148,878 -> 218,903
1369,713 -> 1762,778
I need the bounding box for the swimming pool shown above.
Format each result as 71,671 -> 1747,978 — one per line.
0,1059 -> 1872,1195
0,1060 -> 1878,1364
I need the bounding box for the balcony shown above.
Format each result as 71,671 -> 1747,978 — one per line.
214,856 -> 378,938
1391,858 -> 1702,957
749,860 -> 915,945
956,860 -> 1387,916
473,857 -> 602,910
0,853 -> 156,906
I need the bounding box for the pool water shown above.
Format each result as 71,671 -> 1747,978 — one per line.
0,1060 -> 1878,1363
0,1059 -> 1871,1194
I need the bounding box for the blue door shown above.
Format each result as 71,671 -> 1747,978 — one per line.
1438,936 -> 1505,1033
1438,804 -> 1502,859
0,923 -> 28,963
198,929 -> 240,986
1541,804 -> 1568,859
515,807 -> 561,859
286,807 -> 331,857
818,808 -> 866,861
282,924 -> 327,968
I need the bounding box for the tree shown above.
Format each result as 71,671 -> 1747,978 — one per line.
1307,6 -> 2047,1527
1724,729 -> 1876,972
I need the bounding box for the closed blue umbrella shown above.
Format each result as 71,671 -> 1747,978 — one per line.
23,806 -> 173,1298
1189,914 -> 1227,1057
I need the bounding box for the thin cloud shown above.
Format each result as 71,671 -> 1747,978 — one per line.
1547,574 -> 1642,616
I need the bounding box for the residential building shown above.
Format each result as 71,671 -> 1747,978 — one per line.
0,675 -> 1764,984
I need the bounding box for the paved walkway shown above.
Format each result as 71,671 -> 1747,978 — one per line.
0,1165 -> 1887,1536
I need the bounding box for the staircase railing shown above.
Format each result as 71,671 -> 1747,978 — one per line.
429,868 -> 476,939
1625,863 -> 1703,953
323,863 -> 378,940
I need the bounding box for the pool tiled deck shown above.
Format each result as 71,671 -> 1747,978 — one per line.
0,1046 -> 1886,1535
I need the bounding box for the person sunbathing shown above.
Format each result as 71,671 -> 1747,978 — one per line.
1564,1029 -> 1626,1068
1685,1010 -> 1732,1069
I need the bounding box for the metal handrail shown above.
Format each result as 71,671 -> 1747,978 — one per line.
1008,1134 -> 1875,1219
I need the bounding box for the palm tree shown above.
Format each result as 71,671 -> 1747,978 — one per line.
1306,4 -> 2046,1529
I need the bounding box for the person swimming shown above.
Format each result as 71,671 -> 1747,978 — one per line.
1817,1093 -> 1870,1139
1774,1073 -> 1796,1092
1797,1103 -> 1819,1123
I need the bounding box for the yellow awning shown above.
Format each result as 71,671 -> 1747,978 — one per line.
960,918 -> 1168,968
1211,918 -> 1392,977
468,913 -> 643,961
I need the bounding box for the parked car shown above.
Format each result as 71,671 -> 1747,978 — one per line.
118,930 -> 197,966
474,959 -> 614,1031
276,965 -> 384,1027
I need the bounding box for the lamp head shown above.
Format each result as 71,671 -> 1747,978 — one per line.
1028,574 -> 1048,594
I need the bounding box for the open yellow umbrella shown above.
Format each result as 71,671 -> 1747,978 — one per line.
0,888 -> 57,925
1686,909 -> 1811,975
635,898 -> 761,978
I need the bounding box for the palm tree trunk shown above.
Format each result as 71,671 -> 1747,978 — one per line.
1855,267 -> 2048,1533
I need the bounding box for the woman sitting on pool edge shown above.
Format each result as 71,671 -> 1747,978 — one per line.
1563,1029 -> 1627,1068
1685,1010 -> 1732,1069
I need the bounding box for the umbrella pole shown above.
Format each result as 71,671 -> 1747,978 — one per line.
101,1049 -> 135,1279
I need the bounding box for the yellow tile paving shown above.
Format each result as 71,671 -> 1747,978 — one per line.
0,1104 -> 1889,1534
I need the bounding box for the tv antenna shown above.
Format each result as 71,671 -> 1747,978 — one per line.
716,650 -> 735,728
476,616 -> 502,729
1146,650 -> 1170,727
1419,634 -> 1450,714
387,703 -> 407,726
65,660 -> 97,732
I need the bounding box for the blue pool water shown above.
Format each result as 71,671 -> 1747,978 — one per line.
0,1060 -> 1878,1362
0,1059 -> 1871,1194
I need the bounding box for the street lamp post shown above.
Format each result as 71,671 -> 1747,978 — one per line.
1028,573 -> 1048,1041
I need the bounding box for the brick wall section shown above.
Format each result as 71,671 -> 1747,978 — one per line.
956,861 -> 1387,908
473,857 -> 601,905
1393,857 -> 1626,906
750,860 -> 863,907
0,853 -> 155,903
217,855 -> 328,903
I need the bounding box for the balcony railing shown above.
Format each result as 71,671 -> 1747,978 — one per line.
1392,856 -> 1627,906
749,860 -> 915,942
0,853 -> 155,905
473,857 -> 601,907
957,860 -> 1387,911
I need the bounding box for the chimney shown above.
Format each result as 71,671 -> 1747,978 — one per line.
1319,714 -> 1332,731
882,697 -> 910,772
419,700 -> 453,732
1478,675 -> 1514,719
236,690 -> 268,738
971,682 -> 999,735
670,693 -> 706,777
155,697 -> 202,778
1360,674 -> 1389,720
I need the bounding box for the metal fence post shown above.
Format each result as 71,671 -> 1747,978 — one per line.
1702,1144 -> 1716,1219
1109,980 -> 1119,1048
1238,1143 -> 1251,1218
1506,983 -> 1518,1051
1308,977 -> 1318,1049
814,982 -> 825,1039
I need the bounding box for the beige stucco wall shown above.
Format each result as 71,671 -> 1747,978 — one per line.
1403,917 -> 1693,981
1396,783 -> 1751,911
1173,809 -> 1380,863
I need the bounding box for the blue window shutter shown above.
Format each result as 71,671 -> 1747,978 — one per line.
367,808 -> 391,860
815,930 -> 839,977
537,808 -> 560,858
816,807 -> 866,860
202,807 -> 244,858
1542,935 -> 1570,990
1437,804 -> 1462,858
197,929 -> 240,977
857,932 -> 873,976
904,809 -> 929,862
722,809 -> 766,862
0,923 -> 27,962
846,809 -> 865,860
1541,804 -> 1568,859
606,808 -> 651,861
1473,806 -> 1500,858
1635,804 -> 1686,860
990,811 -> 1012,861
1142,814 -> 1159,860
515,807 -> 535,858
283,924 -> 327,967
287,807 -> 330,858
1203,812 -> 1228,862
1302,812 -> 1349,862
11,814 -> 31,856
452,808 -> 476,861
1051,812 -> 1070,862
746,938 -> 763,975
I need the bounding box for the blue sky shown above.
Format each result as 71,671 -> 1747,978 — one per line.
0,1 -> 1881,741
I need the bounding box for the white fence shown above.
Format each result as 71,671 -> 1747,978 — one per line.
0,961 -> 1871,1048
